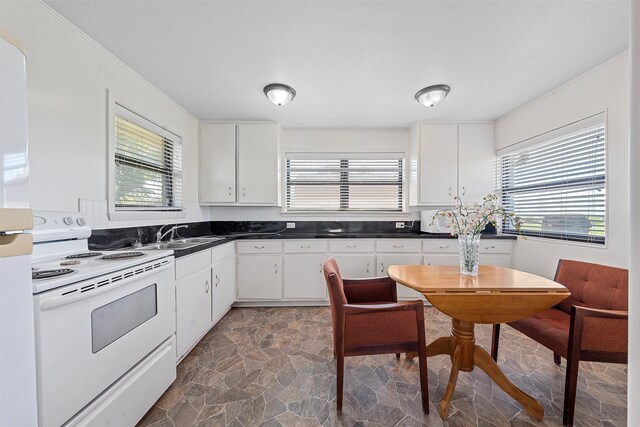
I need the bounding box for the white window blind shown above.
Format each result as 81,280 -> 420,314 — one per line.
499,115 -> 606,244
285,155 -> 404,212
114,106 -> 183,211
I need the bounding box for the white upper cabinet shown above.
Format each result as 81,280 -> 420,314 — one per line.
199,123 -> 236,204
458,124 -> 496,202
237,123 -> 280,205
409,122 -> 496,206
199,122 -> 280,205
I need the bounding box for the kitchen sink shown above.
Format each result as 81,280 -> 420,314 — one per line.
138,242 -> 199,250
171,236 -> 225,243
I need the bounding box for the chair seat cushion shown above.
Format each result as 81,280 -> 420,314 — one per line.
508,308 -> 570,358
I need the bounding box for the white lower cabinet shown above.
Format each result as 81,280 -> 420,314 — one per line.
331,254 -> 375,278
176,268 -> 212,358
376,253 -> 424,300
212,256 -> 236,323
237,255 -> 283,300
284,254 -> 327,299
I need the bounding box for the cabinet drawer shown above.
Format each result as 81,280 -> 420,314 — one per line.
175,250 -> 211,280
376,239 -> 421,253
284,240 -> 328,254
422,240 -> 457,253
329,240 -> 375,253
211,241 -> 235,262
237,240 -> 282,254
479,240 -> 512,254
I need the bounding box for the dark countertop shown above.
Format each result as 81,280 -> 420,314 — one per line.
170,231 -> 517,258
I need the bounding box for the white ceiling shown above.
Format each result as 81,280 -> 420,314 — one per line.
44,0 -> 629,128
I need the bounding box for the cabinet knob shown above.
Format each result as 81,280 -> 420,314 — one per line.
274,264 -> 278,275
346,244 -> 357,249
462,187 -> 466,196
366,263 -> 370,274
228,186 -> 232,196
300,245 -> 311,249
393,244 -> 404,248
439,245 -> 449,249
242,187 -> 246,197
215,275 -> 220,287
485,245 -> 496,249
205,280 -> 210,293
319,263 -> 323,274
448,187 -> 452,196
254,245 -> 265,249
380,262 -> 385,274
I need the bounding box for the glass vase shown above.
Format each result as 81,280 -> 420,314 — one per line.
458,234 -> 481,276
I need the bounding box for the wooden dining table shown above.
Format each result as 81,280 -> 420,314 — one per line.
387,264 -> 570,421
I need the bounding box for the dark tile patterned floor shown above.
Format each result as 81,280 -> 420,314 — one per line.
138,307 -> 627,427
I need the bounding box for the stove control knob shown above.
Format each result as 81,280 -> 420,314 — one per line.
63,216 -> 73,225
76,217 -> 86,226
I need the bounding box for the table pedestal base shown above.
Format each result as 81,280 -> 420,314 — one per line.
424,319 -> 544,421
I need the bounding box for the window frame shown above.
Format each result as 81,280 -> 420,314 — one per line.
107,95 -> 185,221
497,112 -> 608,245
283,152 -> 406,214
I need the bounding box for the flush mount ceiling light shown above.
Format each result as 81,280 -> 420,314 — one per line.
263,83 -> 296,106
415,84 -> 450,108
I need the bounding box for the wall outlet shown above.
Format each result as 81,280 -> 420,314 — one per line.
395,222 -> 405,229
286,222 -> 296,229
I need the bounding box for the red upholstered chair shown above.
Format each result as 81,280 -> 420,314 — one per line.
491,259 -> 628,426
323,257 -> 429,414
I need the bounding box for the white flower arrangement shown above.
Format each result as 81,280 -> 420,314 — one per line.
433,194 -> 522,237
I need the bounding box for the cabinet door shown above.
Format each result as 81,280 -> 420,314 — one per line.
377,254 -> 424,300
176,269 -> 212,357
237,255 -> 282,299
199,123 -> 236,203
419,123 -> 458,204
423,253 -> 459,266
480,254 -> 512,268
283,254 -> 327,299
237,123 -> 279,205
212,256 -> 236,322
458,123 -> 496,202
331,254 -> 375,279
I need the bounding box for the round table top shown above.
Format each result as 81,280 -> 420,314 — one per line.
388,265 -> 570,324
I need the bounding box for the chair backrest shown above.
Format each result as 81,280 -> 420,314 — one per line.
323,257 -> 348,309
554,259 -> 628,314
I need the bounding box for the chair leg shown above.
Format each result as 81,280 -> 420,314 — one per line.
417,348 -> 430,414
563,353 -> 580,426
336,351 -> 344,411
554,353 -> 561,365
395,353 -> 400,359
491,324 -> 501,362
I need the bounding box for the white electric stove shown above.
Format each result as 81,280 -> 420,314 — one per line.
29,211 -> 177,427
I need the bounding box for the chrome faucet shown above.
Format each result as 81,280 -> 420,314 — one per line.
156,224 -> 188,243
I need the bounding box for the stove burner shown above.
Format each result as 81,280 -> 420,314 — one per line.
99,252 -> 145,260
64,252 -> 103,259
32,269 -> 75,280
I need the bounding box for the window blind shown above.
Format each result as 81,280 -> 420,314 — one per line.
499,116 -> 606,243
285,155 -> 404,212
114,109 -> 183,210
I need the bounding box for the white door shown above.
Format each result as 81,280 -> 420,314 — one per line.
199,123 -> 236,203
237,123 -> 279,205
237,255 -> 282,299
212,256 -> 236,322
458,123 -> 496,202
284,254 -> 327,299
331,254 -> 375,279
377,254 -> 423,300
419,123 -> 458,204
176,269 -> 212,357
423,254 -> 459,266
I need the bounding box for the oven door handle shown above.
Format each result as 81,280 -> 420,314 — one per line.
38,262 -> 173,312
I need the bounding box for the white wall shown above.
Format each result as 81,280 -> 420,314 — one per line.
0,1 -> 208,229
495,53 -> 629,278
208,128 -> 418,221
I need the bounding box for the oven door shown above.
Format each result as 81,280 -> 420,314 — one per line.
33,258 -> 175,427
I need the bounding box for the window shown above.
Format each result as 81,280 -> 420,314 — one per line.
285,154 -> 404,212
112,104 -> 183,212
498,114 -> 606,244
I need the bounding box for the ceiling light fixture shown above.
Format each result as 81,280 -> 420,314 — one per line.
415,84 -> 450,108
263,83 -> 296,106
